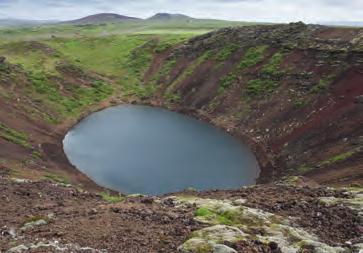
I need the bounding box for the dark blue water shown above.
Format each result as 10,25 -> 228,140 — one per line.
63,105 -> 259,195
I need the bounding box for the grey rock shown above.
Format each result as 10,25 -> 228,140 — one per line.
354,95 -> 363,104
6,245 -> 28,253
20,219 -> 48,231
213,244 -> 238,253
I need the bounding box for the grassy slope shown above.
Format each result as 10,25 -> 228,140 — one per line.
0,18 -> 252,122
0,29 -> 192,122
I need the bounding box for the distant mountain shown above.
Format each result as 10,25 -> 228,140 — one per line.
0,19 -> 56,27
320,21 -> 363,27
147,13 -> 194,21
63,13 -> 140,25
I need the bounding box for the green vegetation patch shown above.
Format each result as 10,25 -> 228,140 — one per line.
195,207 -> 237,226
164,91 -> 181,103
319,150 -> 356,167
151,57 -> 177,84
294,148 -> 359,174
0,123 -> 31,148
195,207 -> 215,217
218,73 -> 237,94
121,82 -> 157,98
126,40 -> 156,80
239,45 -> 268,69
46,35 -> 151,77
293,99 -> 308,109
215,44 -> 239,61
0,41 -> 60,74
310,75 -> 336,94
43,173 -> 71,185
294,165 -> 314,174
98,192 -> 124,203
154,35 -> 190,53
29,72 -> 113,118
246,79 -> 278,96
162,50 -> 212,101
261,51 -> 285,75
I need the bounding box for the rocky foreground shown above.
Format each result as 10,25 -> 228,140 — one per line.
0,169 -> 361,253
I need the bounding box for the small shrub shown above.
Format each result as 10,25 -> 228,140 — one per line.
319,150 -> 355,167
218,74 -> 237,94
295,165 -> 313,174
215,44 -> 239,61
262,52 -> 285,75
195,207 -> 214,217
239,45 -> 268,69
246,79 -> 278,96
0,123 -> 31,148
293,99 -> 307,108
164,91 -> 181,103
98,192 -> 124,203
43,173 -> 71,185
310,75 -> 336,94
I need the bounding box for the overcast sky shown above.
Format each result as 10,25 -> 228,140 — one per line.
0,0 -> 362,23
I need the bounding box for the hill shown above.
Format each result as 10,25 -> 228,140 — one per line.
320,21 -> 363,27
63,13 -> 140,25
148,13 -> 194,21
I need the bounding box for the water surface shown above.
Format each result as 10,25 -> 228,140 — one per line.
63,105 -> 259,195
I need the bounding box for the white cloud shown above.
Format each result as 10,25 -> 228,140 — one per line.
0,0 -> 362,23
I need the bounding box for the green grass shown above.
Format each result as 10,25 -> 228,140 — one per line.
293,99 -> 308,108
319,150 -> 356,167
43,173 -> 71,185
195,207 -> 215,217
294,165 -> 314,174
0,19 -> 254,41
0,123 -> 31,148
195,207 -> 237,226
218,73 -> 237,94
121,81 -> 157,98
311,75 -> 336,94
45,35 -> 152,77
215,44 -> 239,61
163,50 -> 212,97
239,45 -> 268,69
29,72 -> 113,118
153,35 -> 190,53
98,192 -> 124,203
261,51 -> 285,75
0,41 -> 60,74
164,91 -> 181,103
246,79 -> 278,96
151,57 -> 177,84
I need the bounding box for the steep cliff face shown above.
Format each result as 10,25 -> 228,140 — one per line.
147,23 -> 363,185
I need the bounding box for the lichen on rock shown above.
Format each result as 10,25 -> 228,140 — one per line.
319,187 -> 363,212
169,195 -> 351,253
